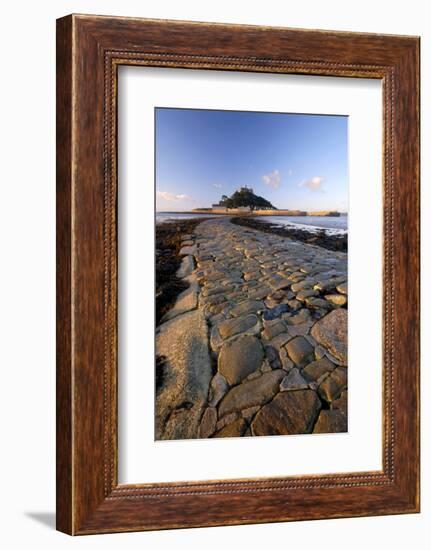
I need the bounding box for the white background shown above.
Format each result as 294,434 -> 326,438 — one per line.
118,67 -> 382,483
0,0 -> 428,548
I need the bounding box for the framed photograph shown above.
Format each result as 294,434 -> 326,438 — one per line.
56,14 -> 420,534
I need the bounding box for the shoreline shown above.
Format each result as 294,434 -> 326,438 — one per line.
155,217 -> 211,326
231,216 -> 347,252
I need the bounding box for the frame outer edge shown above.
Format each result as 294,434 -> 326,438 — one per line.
56,14 -> 74,535
57,14 -> 421,534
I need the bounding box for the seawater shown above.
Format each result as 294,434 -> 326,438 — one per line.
156,212 -> 348,235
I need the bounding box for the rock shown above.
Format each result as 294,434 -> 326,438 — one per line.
286,308 -> 311,325
218,370 -> 285,417
262,304 -> 290,320
179,245 -> 197,256
246,369 -> 263,381
318,367 -> 347,403
163,401 -> 206,440
314,276 -> 346,292
325,351 -> 346,366
313,410 -> 347,433
213,418 -> 248,438
161,284 -> 198,321
296,289 -> 318,301
269,290 -> 288,302
262,322 -> 286,340
261,359 -> 273,373
304,334 -> 317,347
230,300 -> 264,317
287,299 -> 302,311
176,255 -> 195,279
286,336 -> 315,367
305,297 -> 332,309
198,407 -> 218,438
210,325 -> 223,351
310,309 -> 348,364
267,275 -> 291,290
251,390 -> 321,436
217,314 -> 260,340
248,286 -> 271,300
332,390 -> 348,416
242,405 -> 261,422
291,280 -> 314,292
336,282 -> 348,295
244,271 -> 260,281
286,323 -> 312,337
216,412 -> 240,430
269,332 -> 292,349
279,348 -> 294,371
280,368 -> 308,391
314,345 -> 327,360
203,284 -> 234,298
324,294 -> 347,307
302,357 -> 336,382
208,373 -> 229,407
156,309 -> 212,439
218,335 -> 264,385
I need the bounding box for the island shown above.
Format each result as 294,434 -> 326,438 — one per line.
191,186 -> 340,217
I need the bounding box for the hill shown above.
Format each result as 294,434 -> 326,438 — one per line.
216,187 -> 276,210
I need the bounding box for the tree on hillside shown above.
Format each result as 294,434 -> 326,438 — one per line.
218,188 -> 276,211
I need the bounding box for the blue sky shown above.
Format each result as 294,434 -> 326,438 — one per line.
155,108 -> 348,212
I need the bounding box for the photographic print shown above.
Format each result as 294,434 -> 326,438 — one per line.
155,108 -> 348,440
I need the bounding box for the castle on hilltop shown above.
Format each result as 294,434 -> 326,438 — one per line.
237,185 -> 253,194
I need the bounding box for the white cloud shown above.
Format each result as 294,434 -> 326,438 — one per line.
262,169 -> 281,189
299,176 -> 324,192
213,183 -> 223,189
157,191 -> 191,201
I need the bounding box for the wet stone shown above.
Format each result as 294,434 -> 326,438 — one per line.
324,294 -> 347,307
198,407 -> 218,438
332,390 -> 348,416
208,373 -> 229,407
286,323 -> 312,337
313,410 -> 347,433
286,308 -> 311,325
311,309 -> 348,364
179,245 -> 197,256
305,297 -> 332,309
213,418 -> 248,438
242,405 -> 261,422
296,289 -> 318,301
230,300 -> 264,317
286,336 -> 315,367
302,357 -> 336,382
215,411 -> 239,430
262,304 -> 290,320
252,390 -> 321,436
336,282 -> 348,295
279,348 -> 294,371
262,322 -> 286,340
248,286 -> 271,300
217,314 -> 259,340
280,368 -> 309,391
318,367 -> 347,403
218,334 -> 264,385
218,370 -> 285,417
269,332 -> 292,350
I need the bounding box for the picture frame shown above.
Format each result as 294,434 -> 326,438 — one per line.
56,14 -> 420,535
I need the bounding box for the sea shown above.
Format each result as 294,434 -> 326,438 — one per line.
156,212 -> 347,235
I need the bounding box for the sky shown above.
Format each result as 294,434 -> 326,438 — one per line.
155,108 -> 348,213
